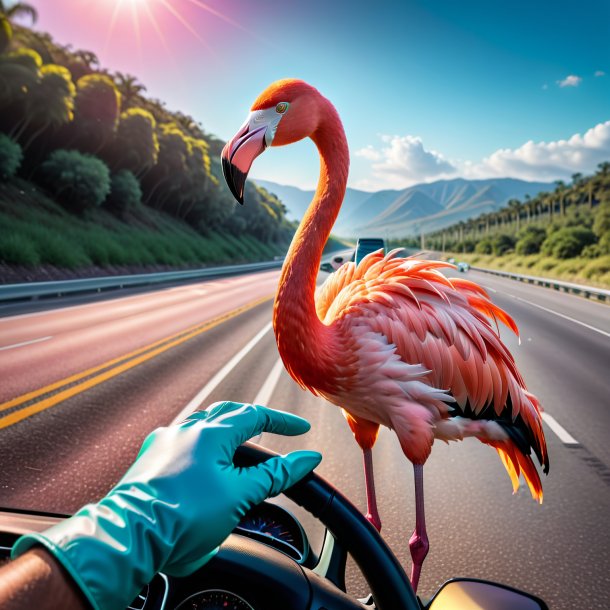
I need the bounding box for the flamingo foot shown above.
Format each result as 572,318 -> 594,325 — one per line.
365,508 -> 382,532
363,448 -> 382,532
408,526 -> 429,594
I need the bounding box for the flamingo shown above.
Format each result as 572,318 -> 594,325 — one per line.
221,79 -> 549,593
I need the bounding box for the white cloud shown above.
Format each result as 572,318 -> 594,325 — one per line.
595,70 -> 605,77
355,134 -> 456,189
355,121 -> 610,188
557,74 -> 582,87
542,83 -> 548,90
465,120 -> 610,181
356,145 -> 382,161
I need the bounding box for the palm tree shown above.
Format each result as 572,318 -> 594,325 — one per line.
0,0 -> 37,23
554,180 -> 567,217
113,72 -> 146,109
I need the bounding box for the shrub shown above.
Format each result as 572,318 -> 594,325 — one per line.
0,233 -> 40,266
541,227 -> 596,259
39,149 -> 111,211
593,201 -> 610,238
491,233 -> 516,256
0,133 -> 23,179
475,238 -> 493,254
581,244 -> 602,259
106,170 -> 142,213
581,255 -> 610,281
599,232 -> 610,255
516,226 -> 546,255
460,238 -> 477,253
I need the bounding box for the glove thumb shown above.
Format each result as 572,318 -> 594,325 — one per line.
246,450 -> 322,503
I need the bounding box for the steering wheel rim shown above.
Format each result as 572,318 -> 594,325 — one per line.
234,442 -> 420,610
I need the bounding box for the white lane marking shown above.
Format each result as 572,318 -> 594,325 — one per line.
541,412 -> 579,446
250,357 -> 285,444
509,294 -> 610,338
253,358 -> 285,406
172,322 -> 273,423
0,336 -> 52,351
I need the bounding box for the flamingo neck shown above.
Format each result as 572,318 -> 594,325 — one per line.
273,99 -> 349,391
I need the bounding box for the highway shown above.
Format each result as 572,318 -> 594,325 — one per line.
0,265 -> 609,609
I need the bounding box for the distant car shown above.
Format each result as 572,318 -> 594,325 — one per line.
352,237 -> 386,264
447,257 -> 456,264
457,262 -> 470,272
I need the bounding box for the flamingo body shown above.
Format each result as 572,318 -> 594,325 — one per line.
310,249 -> 548,499
221,79 -> 549,590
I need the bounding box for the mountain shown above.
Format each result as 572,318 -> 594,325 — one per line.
254,177 -> 552,237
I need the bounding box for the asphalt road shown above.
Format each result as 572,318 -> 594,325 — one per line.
0,266 -> 609,609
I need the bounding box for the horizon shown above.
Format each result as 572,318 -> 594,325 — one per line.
11,0 -> 610,191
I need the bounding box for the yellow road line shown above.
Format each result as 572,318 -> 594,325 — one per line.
0,295 -> 273,430
0,295 -> 272,414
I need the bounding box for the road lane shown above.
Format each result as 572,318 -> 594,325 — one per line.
467,269 -> 610,334
0,270 -> 279,401
460,270 -> 610,466
0,300 -> 275,512
0,266 -> 608,609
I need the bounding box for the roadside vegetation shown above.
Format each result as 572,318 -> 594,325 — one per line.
0,14 -> 318,280
393,165 -> 610,288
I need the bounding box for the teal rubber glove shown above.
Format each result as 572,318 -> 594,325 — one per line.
12,401 -> 322,610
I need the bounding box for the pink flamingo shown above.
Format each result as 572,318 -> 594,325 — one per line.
222,79 -> 549,593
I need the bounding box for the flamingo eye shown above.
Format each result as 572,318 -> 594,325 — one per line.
275,102 -> 289,114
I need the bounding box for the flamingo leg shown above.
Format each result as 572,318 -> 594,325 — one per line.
409,463 -> 429,594
362,447 -> 382,532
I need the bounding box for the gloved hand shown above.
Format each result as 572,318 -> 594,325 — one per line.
12,401 -> 321,610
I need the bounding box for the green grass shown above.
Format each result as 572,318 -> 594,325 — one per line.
446,251 -> 610,289
0,180 -> 289,272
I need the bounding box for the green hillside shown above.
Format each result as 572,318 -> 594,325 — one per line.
0,20 -> 299,281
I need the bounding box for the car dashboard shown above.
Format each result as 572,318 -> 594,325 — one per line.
0,501 -> 316,610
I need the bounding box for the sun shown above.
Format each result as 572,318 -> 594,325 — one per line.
102,0 -> 251,57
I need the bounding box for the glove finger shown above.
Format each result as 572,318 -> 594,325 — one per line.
179,410 -> 209,426
243,451 -> 322,503
227,404 -> 312,448
203,400 -> 247,419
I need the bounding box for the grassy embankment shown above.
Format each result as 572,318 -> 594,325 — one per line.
0,179 -> 351,283
445,251 -> 610,289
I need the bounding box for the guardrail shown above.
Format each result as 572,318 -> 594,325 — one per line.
470,266 -> 610,303
0,260 -> 283,303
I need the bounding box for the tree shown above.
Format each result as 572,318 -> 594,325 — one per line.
0,0 -> 37,24
141,123 -> 189,208
0,48 -> 42,133
39,149 -> 111,211
18,64 -> 75,151
71,73 -> 121,152
113,72 -> 146,110
0,15 -> 11,53
110,108 -> 159,175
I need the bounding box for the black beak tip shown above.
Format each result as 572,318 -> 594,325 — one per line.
221,152 -> 246,205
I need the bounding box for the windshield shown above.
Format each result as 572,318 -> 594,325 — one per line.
1,1 -> 609,608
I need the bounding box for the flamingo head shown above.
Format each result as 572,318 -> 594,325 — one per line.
222,79 -> 322,204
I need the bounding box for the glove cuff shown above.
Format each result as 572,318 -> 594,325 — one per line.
11,491 -> 170,610
12,532 -> 102,610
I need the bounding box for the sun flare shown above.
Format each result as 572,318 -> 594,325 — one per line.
100,0 -> 251,57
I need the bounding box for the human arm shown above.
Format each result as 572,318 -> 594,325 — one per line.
0,548 -> 88,610
4,401 -> 321,610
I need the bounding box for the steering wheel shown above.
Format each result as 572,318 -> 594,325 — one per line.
167,443 -> 420,610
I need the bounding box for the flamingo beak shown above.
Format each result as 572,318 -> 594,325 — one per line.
221,119 -> 266,204
221,105 -> 289,204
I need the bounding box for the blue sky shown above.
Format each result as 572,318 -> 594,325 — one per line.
21,0 -> 610,190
